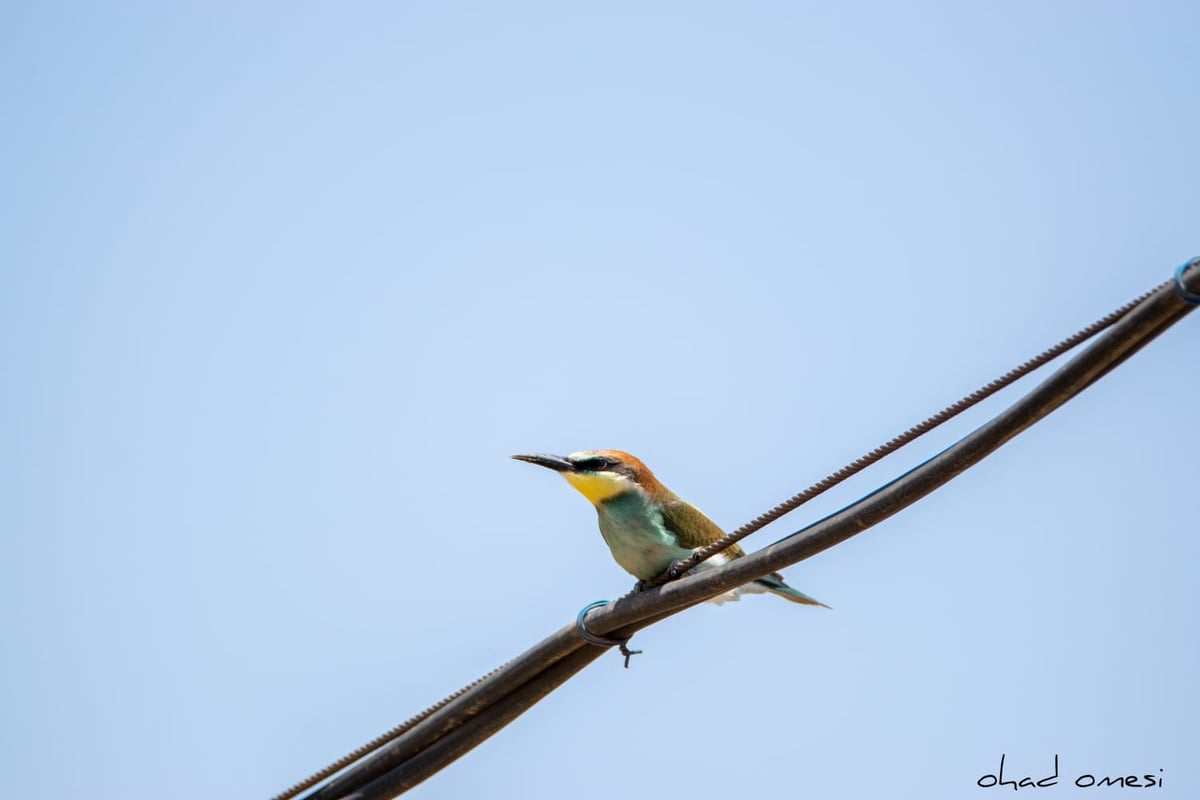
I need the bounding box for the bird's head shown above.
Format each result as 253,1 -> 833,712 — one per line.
512,450 -> 669,506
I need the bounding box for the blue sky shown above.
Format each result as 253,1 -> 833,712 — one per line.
3,3 -> 1197,799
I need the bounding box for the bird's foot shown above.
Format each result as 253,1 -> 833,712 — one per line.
667,558 -> 698,579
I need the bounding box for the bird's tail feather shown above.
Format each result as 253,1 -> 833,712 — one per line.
754,575 -> 831,609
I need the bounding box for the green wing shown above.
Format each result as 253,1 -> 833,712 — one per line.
661,499 -> 829,607
659,499 -> 747,558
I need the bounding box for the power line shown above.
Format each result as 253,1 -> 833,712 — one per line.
278,261 -> 1198,800
645,279 -> 1164,586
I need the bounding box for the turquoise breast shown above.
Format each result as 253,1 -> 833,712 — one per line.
594,491 -> 692,580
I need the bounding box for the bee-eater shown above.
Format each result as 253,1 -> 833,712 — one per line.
513,450 -> 828,607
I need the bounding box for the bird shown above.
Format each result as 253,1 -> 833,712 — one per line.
512,450 -> 828,607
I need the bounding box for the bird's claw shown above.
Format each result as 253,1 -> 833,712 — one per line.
666,558 -> 696,579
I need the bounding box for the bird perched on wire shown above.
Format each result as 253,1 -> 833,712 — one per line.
513,450 -> 828,607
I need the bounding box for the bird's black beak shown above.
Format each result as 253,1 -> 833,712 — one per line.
512,453 -> 574,472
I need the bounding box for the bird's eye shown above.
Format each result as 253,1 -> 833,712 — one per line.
578,456 -> 611,471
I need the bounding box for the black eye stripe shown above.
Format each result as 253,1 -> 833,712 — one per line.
572,457 -> 640,481
575,456 -> 612,471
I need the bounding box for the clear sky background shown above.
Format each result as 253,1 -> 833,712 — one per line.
3,3 -> 1197,799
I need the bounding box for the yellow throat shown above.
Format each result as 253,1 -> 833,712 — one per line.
563,471 -> 630,505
